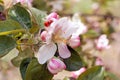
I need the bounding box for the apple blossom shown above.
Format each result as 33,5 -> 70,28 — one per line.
47,58 -> 66,74
95,34 -> 110,50
37,13 -> 87,64
71,67 -> 86,79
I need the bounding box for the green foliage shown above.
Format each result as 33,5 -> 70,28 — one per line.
24,58 -> 53,80
63,46 -> 85,71
0,19 -> 23,35
8,4 -> 32,29
0,36 -> 16,58
29,7 -> 46,28
20,58 -> 31,80
104,71 -> 120,80
11,47 -> 34,67
77,66 -> 104,80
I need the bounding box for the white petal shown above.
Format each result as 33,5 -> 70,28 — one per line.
37,43 -> 57,64
58,43 -> 71,58
72,13 -> 87,35
62,21 -> 79,39
53,17 -> 68,33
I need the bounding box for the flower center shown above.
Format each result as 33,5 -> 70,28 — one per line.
52,33 -> 67,44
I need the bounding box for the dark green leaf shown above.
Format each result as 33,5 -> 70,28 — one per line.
25,58 -> 53,80
63,46 -> 85,71
77,66 -> 104,80
30,7 -> 46,28
8,4 -> 32,29
11,47 -> 34,67
20,58 -> 31,80
0,36 -> 16,58
0,19 -> 23,33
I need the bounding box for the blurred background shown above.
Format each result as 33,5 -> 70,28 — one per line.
1,0 -> 120,80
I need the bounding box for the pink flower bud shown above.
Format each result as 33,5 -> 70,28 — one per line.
47,58 -> 66,74
46,12 -> 59,21
69,35 -> 80,48
95,57 -> 104,66
44,12 -> 59,27
71,67 -> 86,79
95,34 -> 110,50
40,31 -> 47,41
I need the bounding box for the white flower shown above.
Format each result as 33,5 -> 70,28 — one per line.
37,12 -> 88,64
95,34 -> 110,50
38,17 -> 80,64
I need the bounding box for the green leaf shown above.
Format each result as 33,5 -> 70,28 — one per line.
25,58 -> 53,80
0,36 -> 16,58
63,46 -> 85,71
77,66 -> 104,80
11,47 -> 34,67
0,19 -> 24,35
8,4 -> 32,29
104,71 -> 120,80
29,7 -> 46,28
20,58 -> 31,80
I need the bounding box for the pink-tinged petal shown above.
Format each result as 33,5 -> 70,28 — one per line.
53,17 -> 69,33
44,12 -> 59,27
47,58 -> 66,74
47,12 -> 59,21
40,31 -> 47,41
69,35 -> 80,48
45,32 -> 52,44
37,43 -> 57,64
61,20 -> 79,39
71,67 -> 86,79
58,43 -> 71,58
